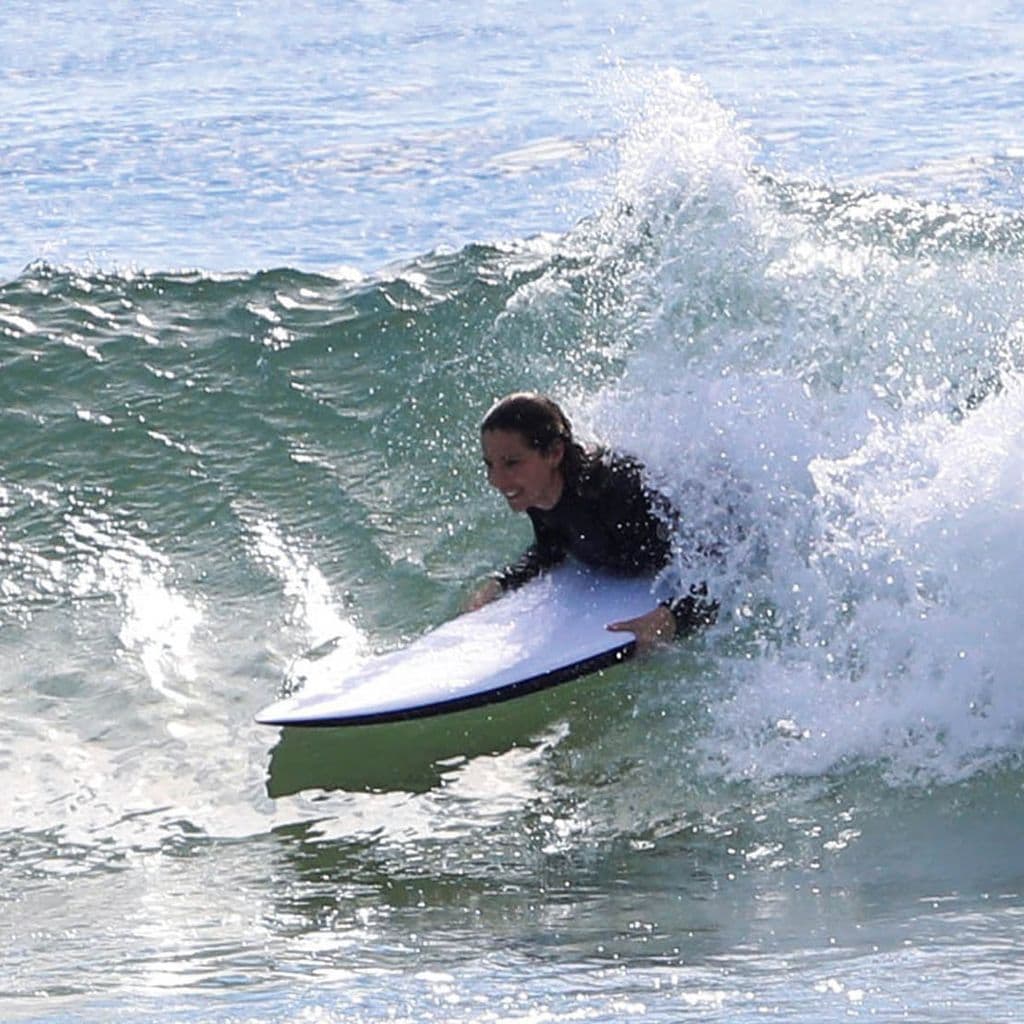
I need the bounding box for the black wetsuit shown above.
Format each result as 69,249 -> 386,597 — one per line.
493,450 -> 718,636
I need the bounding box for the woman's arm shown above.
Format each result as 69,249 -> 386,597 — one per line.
607,585 -> 720,651
464,514 -> 567,612
462,577 -> 503,612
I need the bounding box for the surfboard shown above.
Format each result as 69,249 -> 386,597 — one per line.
254,565 -> 659,727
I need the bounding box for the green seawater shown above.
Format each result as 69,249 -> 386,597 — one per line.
4,179 -> 1024,1020
4,16 -> 1024,1017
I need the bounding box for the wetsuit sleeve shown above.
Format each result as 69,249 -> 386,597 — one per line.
492,510 -> 567,592
593,457 -> 674,574
599,459 -> 718,638
661,583 -> 719,636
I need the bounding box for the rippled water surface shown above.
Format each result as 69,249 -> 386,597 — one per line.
3,2 -> 1024,1022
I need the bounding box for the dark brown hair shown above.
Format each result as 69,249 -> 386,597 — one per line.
481,392 -> 587,483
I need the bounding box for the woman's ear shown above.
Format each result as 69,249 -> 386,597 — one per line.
547,437 -> 565,469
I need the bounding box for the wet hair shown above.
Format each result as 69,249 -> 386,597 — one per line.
481,392 -> 587,483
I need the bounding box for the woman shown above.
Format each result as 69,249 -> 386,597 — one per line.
466,392 -> 718,649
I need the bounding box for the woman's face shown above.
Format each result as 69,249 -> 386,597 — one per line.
481,428 -> 564,513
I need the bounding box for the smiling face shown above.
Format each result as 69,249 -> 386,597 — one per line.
482,428 -> 565,513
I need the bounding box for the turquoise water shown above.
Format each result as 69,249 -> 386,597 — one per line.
4,3 -> 1024,1022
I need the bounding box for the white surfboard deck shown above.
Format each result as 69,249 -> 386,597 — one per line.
255,566 -> 659,727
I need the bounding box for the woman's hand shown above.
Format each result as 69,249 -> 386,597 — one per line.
462,578 -> 503,613
607,604 -> 676,652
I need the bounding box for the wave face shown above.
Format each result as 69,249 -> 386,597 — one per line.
4,74 -> 1024,812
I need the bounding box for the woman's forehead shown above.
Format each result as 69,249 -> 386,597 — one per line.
481,428 -> 532,456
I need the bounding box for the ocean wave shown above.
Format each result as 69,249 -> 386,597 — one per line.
3,74 -> 1024,810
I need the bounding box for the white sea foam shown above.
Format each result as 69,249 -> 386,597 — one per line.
569,69 -> 1024,784
239,508 -> 365,664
